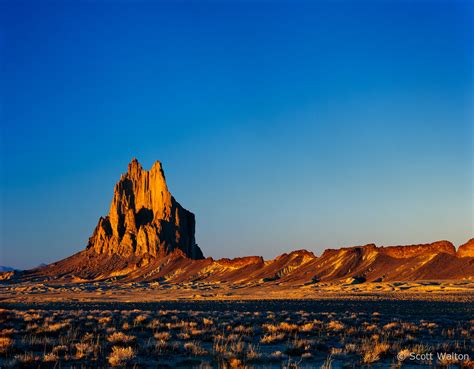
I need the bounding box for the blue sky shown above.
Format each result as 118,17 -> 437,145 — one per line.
1,0 -> 473,269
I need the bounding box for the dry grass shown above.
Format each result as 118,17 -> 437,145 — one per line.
154,331 -> 171,341
321,355 -> 333,369
184,341 -> 207,355
361,339 -> 390,364
75,342 -> 93,359
43,352 -> 59,362
260,332 -> 285,344
0,337 -> 14,353
299,322 -> 315,332
107,331 -> 135,344
43,322 -> 68,333
0,302 -> 471,367
327,320 -> 345,331
108,346 -> 135,366
263,321 -> 298,333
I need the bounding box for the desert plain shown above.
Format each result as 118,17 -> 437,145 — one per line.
1,160 -> 473,368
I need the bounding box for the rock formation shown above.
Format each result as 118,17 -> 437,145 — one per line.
458,238 -> 474,257
87,159 -> 204,259
2,159 -> 472,286
379,241 -> 456,258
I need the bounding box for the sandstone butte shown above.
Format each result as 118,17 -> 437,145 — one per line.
87,158 -> 203,260
2,159 -> 473,285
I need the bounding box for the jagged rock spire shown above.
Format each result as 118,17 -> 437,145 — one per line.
87,159 -> 204,259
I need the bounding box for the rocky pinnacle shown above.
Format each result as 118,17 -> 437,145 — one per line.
87,159 -> 204,259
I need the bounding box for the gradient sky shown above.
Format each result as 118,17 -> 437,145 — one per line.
1,0 -> 473,269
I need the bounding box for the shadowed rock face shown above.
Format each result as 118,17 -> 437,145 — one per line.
86,159 -> 204,260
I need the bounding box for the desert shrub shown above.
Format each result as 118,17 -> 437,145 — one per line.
246,343 -> 260,359
184,341 -> 207,355
362,340 -> 390,364
327,321 -> 345,331
299,322 -> 315,332
108,346 -> 135,367
260,333 -> 285,344
330,347 -> 342,355
52,344 -> 68,354
228,358 -> 242,368
43,322 -> 68,333
190,328 -> 205,336
344,343 -> 357,353
203,318 -> 213,326
0,328 -> 15,336
14,352 -> 36,364
178,332 -> 191,340
234,325 -> 253,335
43,352 -> 59,362
133,314 -> 148,325
0,337 -> 14,353
263,322 -> 297,333
107,332 -> 135,344
148,319 -> 161,329
98,316 -> 111,325
383,322 -> 399,330
154,331 -> 171,341
75,342 -> 94,359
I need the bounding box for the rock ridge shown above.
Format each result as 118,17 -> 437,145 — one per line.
2,159 -> 472,285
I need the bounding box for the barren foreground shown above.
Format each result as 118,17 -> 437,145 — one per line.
1,279 -> 474,303
0,299 -> 473,368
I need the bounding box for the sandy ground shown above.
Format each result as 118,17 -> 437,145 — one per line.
1,280 -> 473,303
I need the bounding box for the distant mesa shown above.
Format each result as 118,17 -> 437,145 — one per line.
1,159 -> 473,285
0,266 -> 18,272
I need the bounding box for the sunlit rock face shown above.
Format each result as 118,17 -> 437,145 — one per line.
87,158 -> 204,260
458,239 -> 474,258
379,241 -> 456,258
